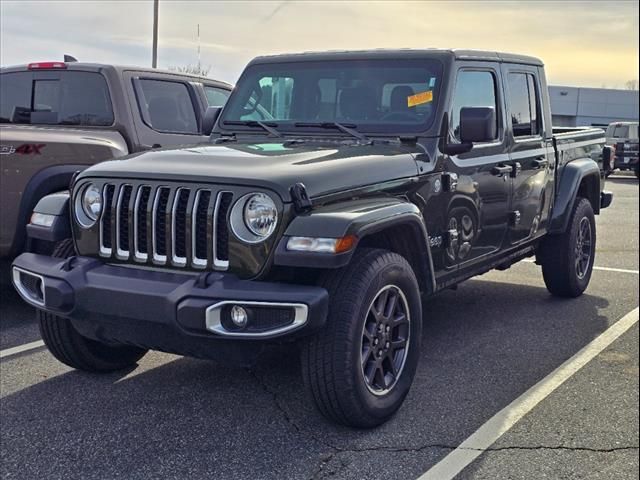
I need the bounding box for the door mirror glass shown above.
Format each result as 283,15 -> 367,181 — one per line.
459,107 -> 497,143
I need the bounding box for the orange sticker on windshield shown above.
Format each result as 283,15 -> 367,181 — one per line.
407,91 -> 433,107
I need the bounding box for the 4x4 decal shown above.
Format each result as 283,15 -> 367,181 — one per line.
14,144 -> 46,154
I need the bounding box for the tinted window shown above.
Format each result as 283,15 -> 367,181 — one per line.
137,79 -> 198,134
0,71 -> 113,126
508,73 -> 540,137
450,71 -> 497,142
204,86 -> 231,107
612,125 -> 629,138
220,59 -> 443,134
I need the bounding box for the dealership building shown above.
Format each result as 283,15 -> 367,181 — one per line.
548,86 -> 639,128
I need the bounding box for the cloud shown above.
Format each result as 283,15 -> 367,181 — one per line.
1,0 -> 638,87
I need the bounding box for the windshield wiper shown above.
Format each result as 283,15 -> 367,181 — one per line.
223,120 -> 283,137
294,121 -> 371,143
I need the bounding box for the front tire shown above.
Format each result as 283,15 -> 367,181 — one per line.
301,248 -> 422,428
37,239 -> 147,372
538,197 -> 596,297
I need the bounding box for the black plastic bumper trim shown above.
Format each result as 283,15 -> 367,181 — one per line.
11,253 -> 329,359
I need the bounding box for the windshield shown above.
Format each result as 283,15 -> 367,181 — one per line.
219,58 -> 443,135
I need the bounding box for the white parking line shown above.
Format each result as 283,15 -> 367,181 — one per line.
0,340 -> 45,360
521,258 -> 639,275
417,306 -> 640,480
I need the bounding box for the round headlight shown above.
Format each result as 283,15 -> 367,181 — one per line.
244,193 -> 278,238
82,184 -> 102,221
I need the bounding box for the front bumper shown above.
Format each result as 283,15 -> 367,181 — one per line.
12,253 -> 328,362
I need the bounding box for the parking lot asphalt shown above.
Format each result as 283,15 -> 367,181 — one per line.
1,176 -> 638,480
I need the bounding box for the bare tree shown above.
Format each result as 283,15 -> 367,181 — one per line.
168,64 -> 211,77
625,79 -> 638,90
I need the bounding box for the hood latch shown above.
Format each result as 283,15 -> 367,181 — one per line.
290,183 -> 313,214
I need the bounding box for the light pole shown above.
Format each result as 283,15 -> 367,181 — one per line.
152,0 -> 159,68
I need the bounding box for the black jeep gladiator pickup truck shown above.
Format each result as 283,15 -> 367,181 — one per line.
11,50 -> 613,427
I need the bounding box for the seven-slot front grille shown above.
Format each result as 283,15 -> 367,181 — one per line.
99,183 -> 233,270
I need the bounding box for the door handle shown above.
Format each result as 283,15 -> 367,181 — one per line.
491,164 -> 513,176
533,157 -> 548,169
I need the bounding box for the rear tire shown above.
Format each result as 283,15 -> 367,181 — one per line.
301,248 -> 422,428
37,239 -> 147,372
538,198 -> 596,297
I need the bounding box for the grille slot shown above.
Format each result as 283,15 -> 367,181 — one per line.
192,190 -> 212,268
134,186 -> 151,261
100,184 -> 115,256
115,184 -> 133,259
171,188 -> 191,266
98,182 -> 232,270
214,192 -> 233,267
152,187 -> 171,263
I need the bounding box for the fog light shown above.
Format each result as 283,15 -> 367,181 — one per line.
230,305 -> 248,328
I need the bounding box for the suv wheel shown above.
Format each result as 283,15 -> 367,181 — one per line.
301,248 -> 422,428
37,239 -> 147,372
538,197 -> 596,297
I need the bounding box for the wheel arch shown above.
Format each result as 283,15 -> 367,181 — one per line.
549,159 -> 601,234
274,198 -> 436,295
9,164 -> 87,257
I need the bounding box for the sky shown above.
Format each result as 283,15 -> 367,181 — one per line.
1,0 -> 638,89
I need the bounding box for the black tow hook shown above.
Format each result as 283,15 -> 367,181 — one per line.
194,272 -> 225,289
60,256 -> 78,272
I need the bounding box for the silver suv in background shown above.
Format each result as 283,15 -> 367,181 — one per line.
605,121 -> 639,178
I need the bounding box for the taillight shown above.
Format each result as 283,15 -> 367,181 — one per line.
28,62 -> 67,70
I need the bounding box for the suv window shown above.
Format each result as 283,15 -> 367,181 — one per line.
137,79 -> 198,134
0,71 -> 114,126
204,86 -> 231,107
508,73 -> 540,137
612,125 -> 630,138
450,70 -> 498,142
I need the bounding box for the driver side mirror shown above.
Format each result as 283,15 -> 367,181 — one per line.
202,106 -> 222,136
459,107 -> 497,144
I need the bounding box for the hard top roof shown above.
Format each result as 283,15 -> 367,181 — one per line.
0,62 -> 233,88
248,49 -> 544,67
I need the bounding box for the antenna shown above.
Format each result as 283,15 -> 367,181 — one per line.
197,23 -> 201,73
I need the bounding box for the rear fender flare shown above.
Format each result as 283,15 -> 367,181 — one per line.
550,159 -> 601,234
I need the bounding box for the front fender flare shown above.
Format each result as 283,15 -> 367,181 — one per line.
26,191 -> 72,244
274,198 -> 436,293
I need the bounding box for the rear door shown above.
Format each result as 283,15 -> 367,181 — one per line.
123,72 -> 207,148
501,65 -> 552,245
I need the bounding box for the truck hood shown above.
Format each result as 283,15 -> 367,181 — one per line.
79,141 -> 422,201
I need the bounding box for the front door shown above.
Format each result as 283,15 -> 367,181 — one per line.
444,66 -> 511,268
501,65 -> 553,245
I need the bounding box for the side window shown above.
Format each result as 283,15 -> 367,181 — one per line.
508,73 -> 540,137
450,71 -> 498,142
204,86 -> 230,107
137,79 -> 198,134
612,125 -> 629,138
527,75 -> 539,136
226,76 -> 293,121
